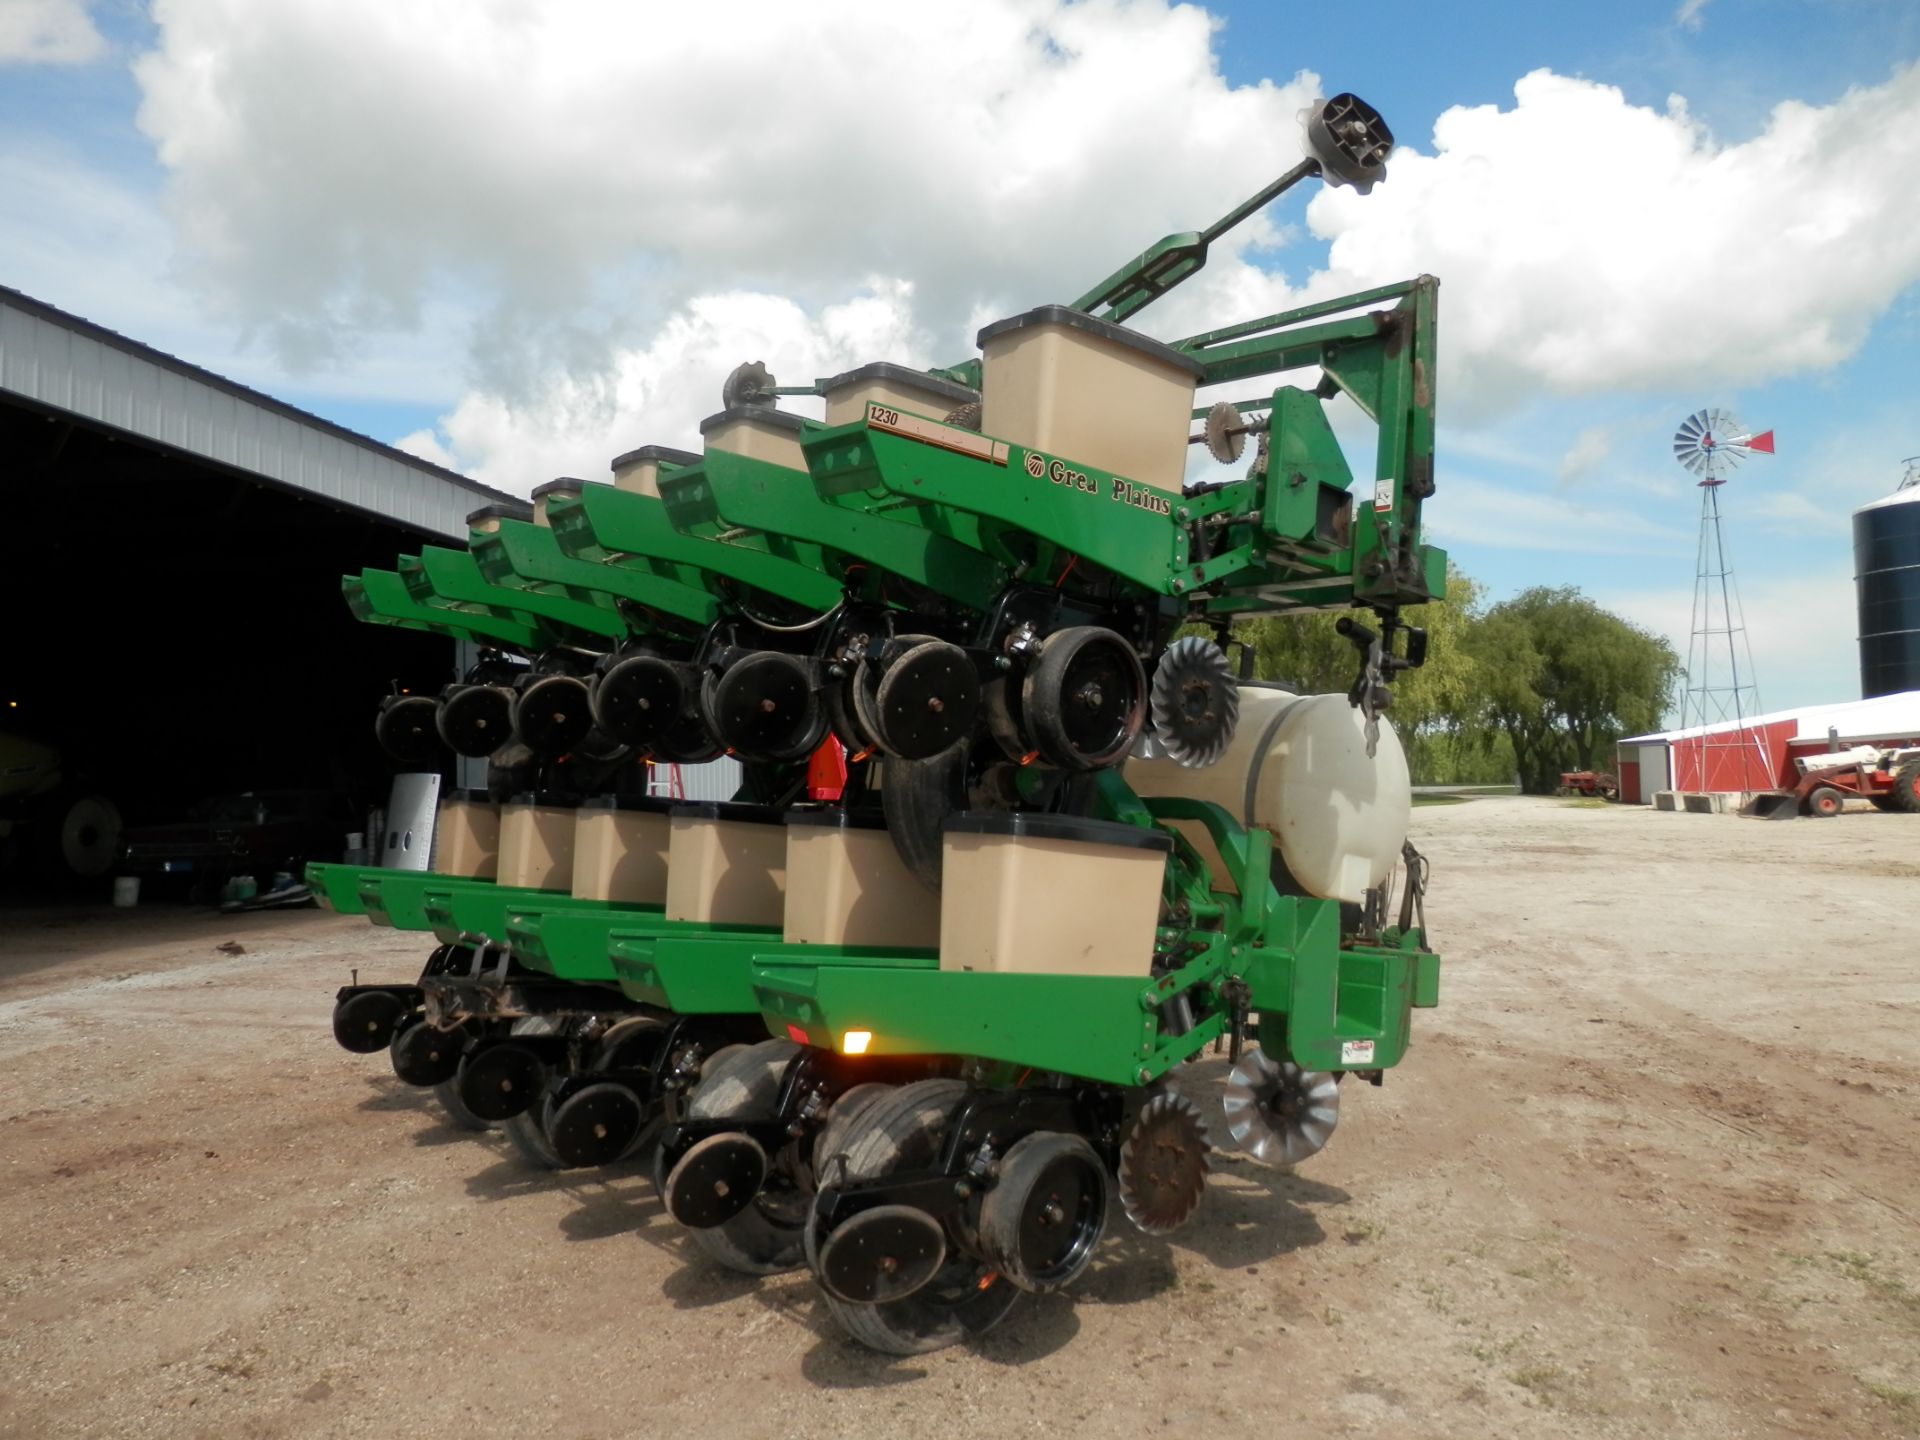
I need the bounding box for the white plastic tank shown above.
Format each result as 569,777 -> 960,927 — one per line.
1125,685 -> 1411,903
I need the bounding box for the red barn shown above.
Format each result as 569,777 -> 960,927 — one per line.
1616,690 -> 1920,803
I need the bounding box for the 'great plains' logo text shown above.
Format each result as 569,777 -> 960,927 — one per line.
1111,477 -> 1173,516
1022,448 -> 1172,514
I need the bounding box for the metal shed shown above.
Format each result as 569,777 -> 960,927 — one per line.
0,285 -> 512,892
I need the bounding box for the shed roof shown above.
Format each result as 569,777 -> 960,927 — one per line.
0,284 -> 514,538
1621,689 -> 1920,747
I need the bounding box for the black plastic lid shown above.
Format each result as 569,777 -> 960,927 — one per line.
784,806 -> 888,831
974,305 -> 1205,381
699,406 -> 808,436
531,477 -> 588,501
443,788 -> 497,805
506,790 -> 583,809
942,810 -> 1173,852
466,501 -> 535,525
671,801 -> 786,826
580,793 -> 679,814
818,362 -> 977,405
610,444 -> 700,472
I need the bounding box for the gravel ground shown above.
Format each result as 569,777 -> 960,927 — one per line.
1,796 -> 1916,1439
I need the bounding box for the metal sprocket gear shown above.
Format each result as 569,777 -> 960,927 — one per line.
1148,636 -> 1239,769
1117,1089 -> 1211,1235
1221,1046 -> 1339,1166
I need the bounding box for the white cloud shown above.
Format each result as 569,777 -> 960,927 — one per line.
1558,424 -> 1613,481
419,283 -> 923,493
1304,64 -> 1920,419
1675,0 -> 1711,33
1425,472 -> 1695,558
1603,566 -> 1861,709
131,1 -> 1316,374
0,0 -> 104,64
120,7 -> 1920,490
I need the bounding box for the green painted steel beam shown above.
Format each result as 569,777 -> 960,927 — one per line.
807,420 -> 1170,592
424,886 -> 630,950
347,569 -> 547,651
308,860 -> 377,914
405,546 -> 622,641
473,517 -> 720,631
547,485 -> 844,612
502,906 -> 776,985
753,963 -> 1199,1089
696,448 -> 1005,612
357,872 -> 563,931
610,930 -> 934,1014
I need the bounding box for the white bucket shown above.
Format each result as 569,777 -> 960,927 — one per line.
111,876 -> 140,908
345,831 -> 365,851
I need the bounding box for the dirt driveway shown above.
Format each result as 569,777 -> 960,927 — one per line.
1,797 -> 1915,1438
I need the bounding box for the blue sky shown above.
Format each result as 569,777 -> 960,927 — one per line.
4,0 -> 1918,711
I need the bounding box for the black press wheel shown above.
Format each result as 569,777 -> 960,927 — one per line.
674,1038 -> 805,1275
376,695 -> 444,765
390,1017 -> 464,1087
1805,785 -> 1846,818
874,641 -> 979,760
591,653 -> 684,747
976,1131 -> 1109,1293
1021,626 -> 1147,771
812,1079 -> 1019,1355
705,652 -> 822,762
435,684 -> 513,758
513,674 -> 594,758
333,990 -> 410,1054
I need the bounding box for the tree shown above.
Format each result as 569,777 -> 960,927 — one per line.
1465,587 -> 1678,793
1219,564 -> 1489,782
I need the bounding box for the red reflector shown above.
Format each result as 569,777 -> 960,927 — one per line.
785,1023 -> 809,1045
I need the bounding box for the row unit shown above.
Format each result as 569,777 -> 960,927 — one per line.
429,793 -> 1169,980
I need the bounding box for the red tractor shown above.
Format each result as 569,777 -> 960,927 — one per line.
1743,746 -> 1920,819
1555,770 -> 1619,799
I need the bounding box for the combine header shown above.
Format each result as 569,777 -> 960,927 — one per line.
316,93 -> 1446,1352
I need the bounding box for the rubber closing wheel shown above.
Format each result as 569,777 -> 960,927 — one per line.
977,1132 -> 1109,1293
431,1079 -> 495,1132
678,1038 -> 806,1274
812,1079 -> 1019,1355
389,1020 -> 463,1087
436,685 -> 512,758
377,695 -> 443,765
880,737 -> 970,892
592,654 -> 683,746
708,652 -> 819,760
456,1041 -> 544,1121
649,707 -> 724,765
1021,626 -> 1146,771
513,674 -> 593,757
665,1133 -> 769,1227
817,1205 -> 948,1304
549,1082 -> 646,1168
875,641 -> 979,760
334,990 -> 408,1054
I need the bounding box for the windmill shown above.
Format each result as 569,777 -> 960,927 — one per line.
1673,408 -> 1774,794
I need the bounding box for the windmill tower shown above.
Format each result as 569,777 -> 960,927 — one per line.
1672,408 -> 1774,793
